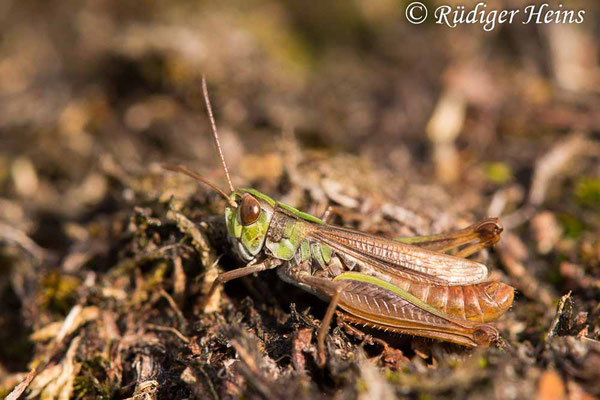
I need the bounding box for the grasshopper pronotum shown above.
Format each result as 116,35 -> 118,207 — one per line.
164,77 -> 514,366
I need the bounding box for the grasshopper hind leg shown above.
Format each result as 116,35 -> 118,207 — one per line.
283,267 -> 501,367
285,271 -> 350,367
395,217 -> 503,257
333,272 -> 501,348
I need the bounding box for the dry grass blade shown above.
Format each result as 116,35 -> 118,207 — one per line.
5,369 -> 36,400
0,222 -> 47,262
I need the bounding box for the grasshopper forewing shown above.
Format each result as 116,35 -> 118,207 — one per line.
164,77 -> 515,367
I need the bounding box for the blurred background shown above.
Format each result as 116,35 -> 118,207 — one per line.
1,0 -> 599,399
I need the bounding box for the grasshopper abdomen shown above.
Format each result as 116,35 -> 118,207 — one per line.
393,278 -> 514,323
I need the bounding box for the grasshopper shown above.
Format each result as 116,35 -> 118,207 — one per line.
164,77 -> 514,366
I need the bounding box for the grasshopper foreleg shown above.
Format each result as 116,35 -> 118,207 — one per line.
201,258 -> 282,310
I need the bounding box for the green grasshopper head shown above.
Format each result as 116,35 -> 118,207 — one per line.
162,162 -> 278,262
225,189 -> 276,262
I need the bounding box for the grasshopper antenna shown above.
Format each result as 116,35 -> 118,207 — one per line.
162,163 -> 237,208
202,75 -> 235,193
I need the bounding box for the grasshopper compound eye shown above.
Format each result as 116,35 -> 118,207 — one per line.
240,194 -> 261,225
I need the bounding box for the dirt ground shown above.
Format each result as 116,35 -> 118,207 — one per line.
1,1 -> 599,399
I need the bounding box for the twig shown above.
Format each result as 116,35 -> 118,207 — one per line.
167,210 -> 222,312
159,288 -> 187,330
194,363 -> 219,400
172,255 -> 186,307
145,323 -> 190,344
0,222 -> 47,262
230,338 -> 284,400
127,352 -> 161,400
5,369 -> 36,400
109,244 -> 179,278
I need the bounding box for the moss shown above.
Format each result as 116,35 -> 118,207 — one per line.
484,162 -> 513,185
39,270 -> 81,314
478,356 -> 489,369
355,378 -> 368,393
73,356 -> 113,399
575,177 -> 600,209
147,260 -> 170,287
557,213 -> 585,239
385,368 -> 402,383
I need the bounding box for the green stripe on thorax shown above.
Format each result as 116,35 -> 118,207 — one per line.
276,202 -> 326,225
